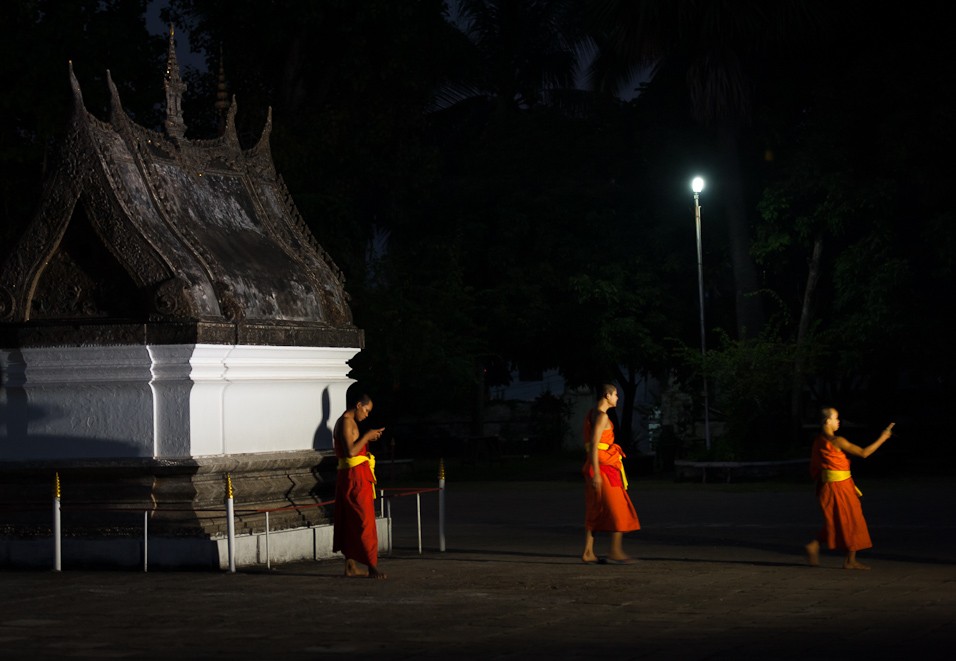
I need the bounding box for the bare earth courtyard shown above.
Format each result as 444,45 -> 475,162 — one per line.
1,477 -> 953,659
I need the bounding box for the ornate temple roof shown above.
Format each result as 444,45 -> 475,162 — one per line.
0,30 -> 361,348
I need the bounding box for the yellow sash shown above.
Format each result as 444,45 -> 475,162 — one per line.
337,453 -> 377,497
822,468 -> 862,497
585,442 -> 629,490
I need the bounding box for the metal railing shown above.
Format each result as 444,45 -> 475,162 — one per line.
11,460 -> 448,572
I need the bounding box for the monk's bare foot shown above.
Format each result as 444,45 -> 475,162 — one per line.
843,560 -> 871,570
344,559 -> 368,577
805,540 -> 820,567
368,566 -> 387,580
607,555 -> 635,565
582,551 -> 599,564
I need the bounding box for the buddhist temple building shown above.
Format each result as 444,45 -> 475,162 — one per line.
0,30 -> 375,568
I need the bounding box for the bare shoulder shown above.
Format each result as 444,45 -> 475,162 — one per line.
342,415 -> 360,437
333,414 -> 357,442
828,435 -> 853,451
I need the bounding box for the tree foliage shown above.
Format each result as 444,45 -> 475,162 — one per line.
0,0 -> 164,254
1,1 -> 953,461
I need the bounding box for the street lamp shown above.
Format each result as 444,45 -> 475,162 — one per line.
692,176 -> 712,451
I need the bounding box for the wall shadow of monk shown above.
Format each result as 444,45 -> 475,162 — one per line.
312,388 -> 333,450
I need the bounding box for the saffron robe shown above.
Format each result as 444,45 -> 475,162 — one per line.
583,414 -> 640,533
332,442 -> 378,566
810,433 -> 872,552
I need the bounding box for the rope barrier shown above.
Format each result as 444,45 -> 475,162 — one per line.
380,487 -> 441,495
11,459 -> 449,571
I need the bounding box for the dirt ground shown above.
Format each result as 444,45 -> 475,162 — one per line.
1,476 -> 954,659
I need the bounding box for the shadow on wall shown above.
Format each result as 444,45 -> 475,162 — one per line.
312,387 -> 333,451
0,349 -> 147,461
0,398 -> 146,460
0,349 -> 23,447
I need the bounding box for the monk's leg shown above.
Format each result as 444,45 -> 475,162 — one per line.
582,529 -> 598,563
344,558 -> 369,577
804,539 -> 820,566
843,550 -> 870,570
608,532 -> 631,562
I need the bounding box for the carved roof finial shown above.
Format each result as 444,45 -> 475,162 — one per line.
68,60 -> 85,110
164,25 -> 187,140
106,69 -> 126,126
223,94 -> 240,150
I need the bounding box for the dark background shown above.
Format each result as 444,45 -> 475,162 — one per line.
1,1 -> 952,471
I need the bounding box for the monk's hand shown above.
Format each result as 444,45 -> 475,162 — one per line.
591,474 -> 602,491
882,422 -> 895,439
372,427 -> 385,441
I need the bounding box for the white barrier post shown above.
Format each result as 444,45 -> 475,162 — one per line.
438,459 -> 446,552
226,474 -> 236,573
265,511 -> 271,570
143,510 -> 149,572
53,472 -> 62,572
416,492 -> 422,555
383,489 -> 393,557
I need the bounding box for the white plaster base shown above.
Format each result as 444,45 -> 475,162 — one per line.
0,344 -> 360,460
0,519 -> 390,570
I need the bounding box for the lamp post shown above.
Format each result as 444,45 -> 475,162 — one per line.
692,176 -> 712,451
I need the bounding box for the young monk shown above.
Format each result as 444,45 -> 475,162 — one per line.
805,407 -> 895,570
581,383 -> 640,564
332,391 -> 387,578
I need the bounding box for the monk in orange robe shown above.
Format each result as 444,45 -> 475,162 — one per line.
581,383 -> 640,564
332,392 -> 386,578
805,407 -> 894,570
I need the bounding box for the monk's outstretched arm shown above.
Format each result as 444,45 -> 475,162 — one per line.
831,422 -> 895,458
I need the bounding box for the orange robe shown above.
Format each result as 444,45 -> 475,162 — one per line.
583,415 -> 640,533
810,433 -> 872,551
332,443 -> 378,566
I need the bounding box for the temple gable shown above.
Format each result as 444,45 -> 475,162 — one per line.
0,29 -> 360,348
